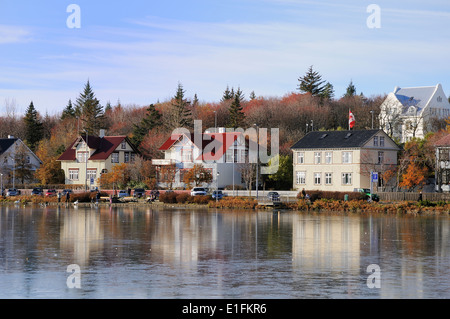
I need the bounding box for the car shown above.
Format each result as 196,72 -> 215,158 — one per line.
118,190 -> 128,198
190,187 -> 207,196
31,188 -> 43,196
212,190 -> 223,200
133,188 -> 146,198
267,191 -> 280,201
61,189 -> 73,196
354,188 -> 379,202
45,189 -> 57,197
6,188 -> 21,196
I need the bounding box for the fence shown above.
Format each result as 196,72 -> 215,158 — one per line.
378,192 -> 450,202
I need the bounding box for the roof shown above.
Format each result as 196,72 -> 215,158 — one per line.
158,132 -> 241,161
58,135 -> 139,161
291,130 -> 383,149
0,138 -> 17,156
434,134 -> 450,147
394,86 -> 437,110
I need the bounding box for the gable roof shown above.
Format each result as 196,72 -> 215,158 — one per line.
434,134 -> 450,147
291,130 -> 390,149
394,86 -> 437,109
0,138 -> 17,156
58,135 -> 139,161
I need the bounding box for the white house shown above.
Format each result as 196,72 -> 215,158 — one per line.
0,135 -> 42,186
152,128 -> 249,189
379,84 -> 450,143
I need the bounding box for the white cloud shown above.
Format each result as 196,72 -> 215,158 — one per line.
0,24 -> 31,44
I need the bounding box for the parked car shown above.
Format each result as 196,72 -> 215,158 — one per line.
118,190 -> 128,198
31,187 -> 44,196
6,188 -> 21,197
211,190 -> 224,200
267,191 -> 280,201
191,187 -> 207,196
133,188 -> 146,198
45,189 -> 57,197
61,189 -> 73,196
354,188 -> 379,202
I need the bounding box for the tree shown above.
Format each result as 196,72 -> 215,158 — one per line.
165,83 -> 192,130
321,82 -> 334,100
182,164 -> 213,188
131,104 -> 162,148
344,80 -> 357,98
61,99 -> 76,120
297,65 -> 326,97
266,154 -> 293,190
228,94 -> 246,128
13,143 -> 35,184
23,101 -> 43,151
99,163 -> 130,189
222,85 -> 234,102
399,161 -> 427,191
75,80 -> 105,135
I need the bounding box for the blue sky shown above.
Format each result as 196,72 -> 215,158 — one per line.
1,0 -> 450,115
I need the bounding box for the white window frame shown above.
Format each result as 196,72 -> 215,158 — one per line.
314,172 -> 321,185
297,152 -> 304,164
325,152 -> 332,164
69,169 -> 79,181
342,173 -> 352,185
314,152 -> 321,164
380,136 -> 385,147
325,172 -> 332,185
342,151 -> 353,164
378,151 -> 384,164
296,171 -> 306,185
111,152 -> 119,163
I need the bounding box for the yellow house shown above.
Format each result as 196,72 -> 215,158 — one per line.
291,130 -> 400,192
58,132 -> 139,189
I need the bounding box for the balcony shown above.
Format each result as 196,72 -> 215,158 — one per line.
152,159 -> 177,166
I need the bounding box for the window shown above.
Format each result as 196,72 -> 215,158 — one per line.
226,149 -> 233,163
181,148 -> 193,162
342,152 -> 352,164
297,152 -> 304,164
325,173 -> 332,185
325,152 -> 332,164
130,153 -> 136,163
240,149 -> 248,163
69,169 -> 79,181
111,152 -> 119,163
124,152 -> 130,163
296,171 -> 306,184
314,152 -> 321,164
378,151 -> 384,164
121,141 -> 127,149
314,173 -> 321,185
342,173 -> 352,185
26,156 -> 31,164
77,152 -> 88,163
87,169 -> 97,180
373,136 -> 378,146
380,136 -> 385,147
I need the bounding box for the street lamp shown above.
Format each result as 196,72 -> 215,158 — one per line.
370,110 -> 374,129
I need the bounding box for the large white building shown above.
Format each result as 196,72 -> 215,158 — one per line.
379,84 -> 450,143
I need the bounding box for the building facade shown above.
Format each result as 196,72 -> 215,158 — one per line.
379,84 -> 450,143
58,132 -> 139,189
291,130 -> 400,192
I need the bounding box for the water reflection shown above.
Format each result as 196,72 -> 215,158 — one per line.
0,205 -> 449,298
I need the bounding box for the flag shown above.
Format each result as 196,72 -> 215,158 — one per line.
349,110 -> 356,129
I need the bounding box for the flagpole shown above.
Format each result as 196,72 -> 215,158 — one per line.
349,109 -> 350,130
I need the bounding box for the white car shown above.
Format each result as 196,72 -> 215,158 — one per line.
190,187 -> 207,196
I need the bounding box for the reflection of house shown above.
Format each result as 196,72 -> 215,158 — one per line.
434,134 -> 450,192
152,128 -> 247,189
57,130 -> 139,188
379,84 -> 450,143
0,135 -> 42,185
291,130 -> 400,192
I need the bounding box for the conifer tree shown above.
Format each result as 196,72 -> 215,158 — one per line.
297,65 -> 326,96
23,101 -> 43,151
131,104 -> 162,148
74,80 -> 105,135
61,99 -> 75,120
321,82 -> 335,100
228,94 -> 246,128
344,80 -> 357,97
166,83 -> 192,130
222,85 -> 234,101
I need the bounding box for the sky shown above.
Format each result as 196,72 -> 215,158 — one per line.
1,0 -> 450,115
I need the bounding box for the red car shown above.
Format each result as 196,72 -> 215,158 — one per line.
45,189 -> 57,197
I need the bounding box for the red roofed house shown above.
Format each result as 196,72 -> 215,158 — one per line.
152,128 -> 248,189
58,130 -> 139,189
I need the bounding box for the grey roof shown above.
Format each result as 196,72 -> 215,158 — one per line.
394,86 -> 436,111
0,138 -> 17,156
291,130 -> 381,149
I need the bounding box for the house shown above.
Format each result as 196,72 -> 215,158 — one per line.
57,130 -> 139,189
0,135 -> 42,185
379,84 -> 450,143
434,134 -> 450,192
152,128 -> 248,189
291,129 -> 400,192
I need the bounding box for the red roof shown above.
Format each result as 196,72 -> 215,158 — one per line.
158,132 -> 241,161
434,134 -> 450,147
58,135 -> 136,161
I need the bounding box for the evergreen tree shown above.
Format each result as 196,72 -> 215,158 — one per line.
75,80 -> 105,135
167,83 -> 192,130
131,104 -> 162,148
249,91 -> 256,100
61,99 -> 75,120
222,85 -> 234,102
297,65 -> 326,96
321,82 -> 335,100
344,80 -> 357,97
23,101 -> 43,151
228,94 -> 246,128
105,101 -> 112,113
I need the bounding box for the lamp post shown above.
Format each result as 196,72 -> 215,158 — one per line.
214,110 -> 217,132
83,129 -> 89,191
370,110 -> 374,129
1,173 -> 3,197
253,124 -> 259,201
216,171 -> 220,203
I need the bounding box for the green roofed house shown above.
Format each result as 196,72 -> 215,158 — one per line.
291,129 -> 400,193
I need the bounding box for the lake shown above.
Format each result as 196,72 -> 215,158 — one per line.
0,204 -> 449,299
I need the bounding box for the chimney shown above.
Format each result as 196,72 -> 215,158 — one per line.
8,135 -> 14,139
99,129 -> 105,138
218,127 -> 226,133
